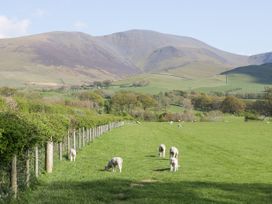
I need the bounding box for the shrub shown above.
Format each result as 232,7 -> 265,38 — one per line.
200,111 -> 224,122
221,96 -> 246,114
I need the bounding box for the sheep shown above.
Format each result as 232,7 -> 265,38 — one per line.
169,146 -> 179,158
170,157 -> 179,172
158,144 -> 166,158
169,121 -> 173,125
105,157 -> 123,173
69,148 -> 76,162
136,121 -> 141,125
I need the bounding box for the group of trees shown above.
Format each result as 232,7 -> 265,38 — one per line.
69,87 -> 272,121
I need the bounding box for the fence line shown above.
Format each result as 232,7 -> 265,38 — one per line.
0,121 -> 125,200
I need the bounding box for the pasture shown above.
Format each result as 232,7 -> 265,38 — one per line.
111,73 -> 271,94
21,119 -> 272,204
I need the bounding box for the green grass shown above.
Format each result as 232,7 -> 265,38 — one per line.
111,74 -> 227,94
20,120 -> 272,204
110,73 -> 271,94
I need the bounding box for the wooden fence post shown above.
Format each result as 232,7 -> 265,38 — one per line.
11,154 -> 17,198
73,129 -> 76,150
82,127 -> 85,147
35,146 -> 39,177
59,142 -> 62,160
67,130 -> 70,157
46,139 -> 53,173
78,129 -> 81,149
26,150 -> 30,188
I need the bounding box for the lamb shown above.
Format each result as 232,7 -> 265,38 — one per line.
170,157 -> 179,172
158,144 -> 166,158
105,157 -> 123,173
70,148 -> 76,162
169,146 -> 179,158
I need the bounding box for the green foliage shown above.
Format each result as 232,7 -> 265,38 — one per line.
192,94 -> 213,111
221,96 -> 246,114
0,112 -> 41,164
0,87 -> 17,96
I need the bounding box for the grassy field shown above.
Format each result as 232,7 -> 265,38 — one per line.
20,119 -> 272,204
110,73 -> 271,94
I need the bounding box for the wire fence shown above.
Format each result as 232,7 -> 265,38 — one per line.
0,121 -> 124,201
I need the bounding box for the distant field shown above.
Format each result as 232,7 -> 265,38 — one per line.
111,73 -> 227,94
111,73 -> 271,94
22,120 -> 272,204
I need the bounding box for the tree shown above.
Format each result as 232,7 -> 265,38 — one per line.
192,94 -> 213,111
137,94 -> 157,110
221,96 -> 245,114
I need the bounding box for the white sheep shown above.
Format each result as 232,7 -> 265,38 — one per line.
158,144 -> 166,158
170,157 -> 179,172
169,121 -> 173,125
105,157 -> 123,173
170,146 -> 179,158
70,148 -> 76,162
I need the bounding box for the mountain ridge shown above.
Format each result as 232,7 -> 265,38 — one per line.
0,29 -> 270,87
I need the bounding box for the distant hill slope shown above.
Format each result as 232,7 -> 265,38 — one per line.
221,63 -> 272,84
0,29 -> 262,87
99,30 -> 249,77
248,52 -> 272,65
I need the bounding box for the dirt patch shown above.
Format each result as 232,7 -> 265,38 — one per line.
140,179 -> 158,183
114,193 -> 126,200
130,183 -> 144,188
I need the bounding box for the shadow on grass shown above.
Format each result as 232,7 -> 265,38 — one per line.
145,155 -> 156,158
153,168 -> 170,172
20,179 -> 272,204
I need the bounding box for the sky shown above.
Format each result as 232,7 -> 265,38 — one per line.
0,0 -> 271,55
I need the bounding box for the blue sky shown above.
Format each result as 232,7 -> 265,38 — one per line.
0,0 -> 271,55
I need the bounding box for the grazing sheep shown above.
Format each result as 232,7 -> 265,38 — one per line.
70,148 -> 76,162
136,121 -> 141,125
177,124 -> 183,128
105,157 -> 123,173
169,121 -> 173,125
170,146 -> 179,158
170,157 -> 179,172
158,144 -> 166,158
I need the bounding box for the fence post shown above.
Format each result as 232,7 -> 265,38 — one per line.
26,150 -> 30,188
35,146 -> 39,177
11,154 -> 17,198
82,127 -> 85,147
46,139 -> 53,173
59,142 -> 62,160
78,129 -> 81,149
73,129 -> 76,150
67,130 -> 70,157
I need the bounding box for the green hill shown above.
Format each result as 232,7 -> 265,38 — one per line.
222,63 -> 272,84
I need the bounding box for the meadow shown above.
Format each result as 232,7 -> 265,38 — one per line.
20,119 -> 272,204
111,73 -> 272,94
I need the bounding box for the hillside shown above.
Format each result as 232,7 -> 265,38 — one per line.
222,63 -> 272,84
0,30 -> 250,87
99,30 -> 249,77
248,52 -> 272,65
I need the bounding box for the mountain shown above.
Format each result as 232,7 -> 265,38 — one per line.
99,30 -> 248,77
221,63 -> 272,84
248,52 -> 272,65
0,30 -> 252,87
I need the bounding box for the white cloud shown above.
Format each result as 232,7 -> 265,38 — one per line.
73,21 -> 88,30
33,9 -> 47,17
0,16 -> 30,38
